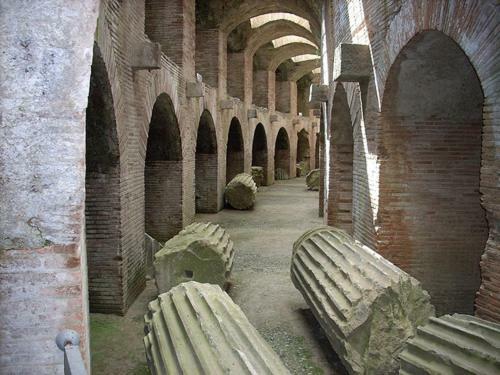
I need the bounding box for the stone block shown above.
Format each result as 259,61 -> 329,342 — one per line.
306,169 -> 320,191
309,84 -> 328,107
219,100 -> 234,110
247,109 -> 258,119
333,44 -> 372,82
186,81 -> 204,98
291,227 -> 435,374
270,114 -> 278,122
154,223 -> 234,293
312,109 -> 321,117
399,314 -> 500,374
144,282 -> 290,375
224,173 -> 257,210
251,166 -> 264,187
131,41 -> 161,70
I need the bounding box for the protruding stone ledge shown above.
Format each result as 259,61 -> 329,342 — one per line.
400,314 -> 500,374
247,108 -> 257,119
154,222 -> 234,293
309,84 -> 328,104
333,43 -> 372,82
219,100 -> 234,110
144,282 -> 290,375
131,41 -> 161,70
291,227 -> 435,374
224,173 -> 257,210
186,81 -> 204,98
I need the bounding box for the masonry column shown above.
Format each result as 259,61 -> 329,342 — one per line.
319,107 -> 326,217
253,70 -> 275,110
145,0 -> 195,79
276,80 -> 297,114
196,28 -> 226,94
0,1 -> 98,372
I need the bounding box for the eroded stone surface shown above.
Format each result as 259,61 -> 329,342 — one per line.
224,173 -> 257,210
399,314 -> 500,374
154,222 -> 234,293
251,166 -> 264,187
144,281 -> 290,375
306,169 -> 320,190
291,227 -> 435,374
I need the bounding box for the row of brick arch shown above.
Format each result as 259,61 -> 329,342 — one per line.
85,46 -> 313,313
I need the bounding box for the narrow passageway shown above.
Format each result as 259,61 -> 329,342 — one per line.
90,177 -> 346,374
198,177 -> 345,374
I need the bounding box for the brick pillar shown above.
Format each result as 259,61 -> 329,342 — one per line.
253,70 -> 269,107
268,71 -> 276,112
0,1 -> 99,372
145,0 -> 195,79
196,28 -> 226,93
275,81 -> 297,114
227,52 -> 244,99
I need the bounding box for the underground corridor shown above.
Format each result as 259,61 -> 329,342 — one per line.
2,1 -> 499,374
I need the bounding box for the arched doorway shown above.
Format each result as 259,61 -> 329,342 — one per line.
296,129 -> 310,176
327,84 -> 353,234
195,110 -> 218,213
379,31 -> 487,314
145,93 -> 183,242
274,127 -> 290,180
226,117 -> 244,183
85,44 -> 122,314
252,123 -> 268,185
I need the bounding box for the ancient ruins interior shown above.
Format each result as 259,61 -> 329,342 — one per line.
1,0 -> 499,374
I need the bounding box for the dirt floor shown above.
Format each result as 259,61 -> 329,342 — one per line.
90,177 -> 347,374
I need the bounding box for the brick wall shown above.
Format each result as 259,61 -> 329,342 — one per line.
145,161 -> 183,242
327,84 -> 353,234
145,0 -> 195,79
326,0 -> 499,320
227,52 -> 245,100
253,70 -> 270,108
195,154 -> 218,212
377,30 -> 488,314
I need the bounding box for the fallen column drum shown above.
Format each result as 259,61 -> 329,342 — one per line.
306,169 -> 320,191
154,222 -> 234,293
224,173 -> 257,210
144,281 -> 291,375
291,227 -> 435,374
399,314 -> 500,374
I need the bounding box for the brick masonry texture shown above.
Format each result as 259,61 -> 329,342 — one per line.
323,0 -> 499,321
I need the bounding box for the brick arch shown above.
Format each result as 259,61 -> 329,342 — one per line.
226,117 -> 245,183
289,59 -> 320,81
85,43 -> 123,314
145,93 -> 183,242
246,20 -> 318,58
378,30 -> 488,316
365,0 -> 499,321
327,83 -> 354,234
251,123 -> 269,185
195,110 -> 218,213
95,12 -> 126,154
274,127 -> 291,180
266,43 -> 318,72
220,1 -> 320,38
